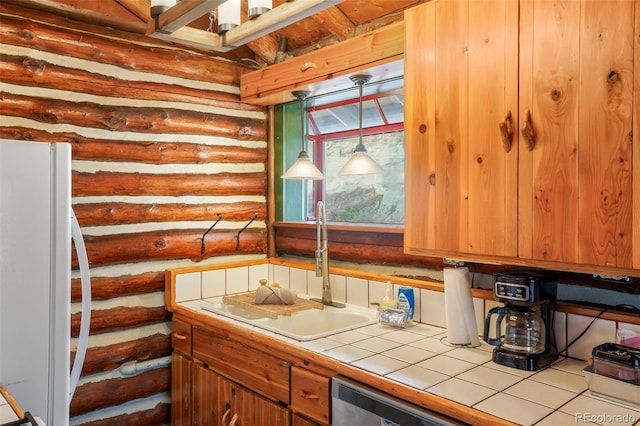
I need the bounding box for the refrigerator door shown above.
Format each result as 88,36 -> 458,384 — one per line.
0,140 -> 72,426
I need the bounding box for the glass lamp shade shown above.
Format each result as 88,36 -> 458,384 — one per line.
218,0 -> 241,34
339,73 -> 384,176
337,144 -> 384,176
282,151 -> 325,180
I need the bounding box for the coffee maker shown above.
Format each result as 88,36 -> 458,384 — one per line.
483,272 -> 558,371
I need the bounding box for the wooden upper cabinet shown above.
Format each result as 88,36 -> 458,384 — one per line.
405,0 -> 639,273
518,0 -> 637,269
404,0 -> 519,258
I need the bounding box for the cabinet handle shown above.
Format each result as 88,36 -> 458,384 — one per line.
222,409 -> 239,426
520,109 -> 536,151
300,391 -> 320,400
498,110 -> 513,152
172,332 -> 187,340
229,414 -> 238,426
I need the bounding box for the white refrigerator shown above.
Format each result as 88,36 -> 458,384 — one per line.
0,139 -> 91,426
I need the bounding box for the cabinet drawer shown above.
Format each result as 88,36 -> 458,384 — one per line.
171,317 -> 192,356
193,326 -> 290,404
291,366 -> 331,425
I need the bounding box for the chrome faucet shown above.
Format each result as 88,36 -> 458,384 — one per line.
314,201 -> 345,308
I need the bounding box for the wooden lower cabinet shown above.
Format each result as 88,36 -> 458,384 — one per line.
175,357 -> 291,426
171,353 -> 191,426
218,375 -> 290,426
192,363 -> 220,425
172,320 -> 296,425
292,413 -> 323,426
290,366 -> 330,425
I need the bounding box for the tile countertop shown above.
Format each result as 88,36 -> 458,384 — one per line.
179,300 -> 640,426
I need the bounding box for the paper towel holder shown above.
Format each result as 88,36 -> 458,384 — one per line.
443,258 -> 465,268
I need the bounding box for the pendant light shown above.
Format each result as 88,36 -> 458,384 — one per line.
338,74 -> 384,176
217,0 -> 241,34
281,91 -> 325,180
248,0 -> 272,19
150,0 -> 176,18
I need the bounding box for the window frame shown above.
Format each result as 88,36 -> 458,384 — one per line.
305,90 -> 404,219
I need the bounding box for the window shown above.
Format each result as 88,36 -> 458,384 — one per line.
275,79 -> 404,226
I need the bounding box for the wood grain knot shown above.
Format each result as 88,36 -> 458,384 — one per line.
23,59 -> 44,74
18,29 -> 35,40
550,89 -> 561,101
446,138 -> 455,153
428,172 -> 436,186
419,124 -> 427,133
608,70 -> 619,84
42,112 -> 58,123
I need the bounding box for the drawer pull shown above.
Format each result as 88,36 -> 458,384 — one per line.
173,332 -> 187,340
299,391 -> 320,400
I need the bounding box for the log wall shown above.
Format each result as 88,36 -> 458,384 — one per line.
0,3 -> 267,425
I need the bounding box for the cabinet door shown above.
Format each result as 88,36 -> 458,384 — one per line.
218,376 -> 290,426
405,0 -> 519,258
519,0 -> 636,268
171,353 -> 191,426
192,363 -> 220,426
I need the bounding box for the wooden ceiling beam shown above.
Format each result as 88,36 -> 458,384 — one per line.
247,33 -> 280,66
115,0 -> 152,25
154,0 -> 225,34
310,6 -> 355,42
2,0 -> 148,33
240,20 -> 404,105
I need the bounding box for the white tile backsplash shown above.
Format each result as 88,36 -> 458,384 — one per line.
329,274 -> 346,303
272,265 -> 290,288
289,267 -> 307,295
172,263 -> 636,364
249,263 -> 269,289
175,272 -> 201,302
226,266 -> 249,294
369,280 -> 390,306
553,311 -> 567,356
566,314 -> 616,360
307,270 -> 322,299
420,289 -> 446,327
345,276 -> 368,307
472,297 -> 484,337
202,269 -> 225,298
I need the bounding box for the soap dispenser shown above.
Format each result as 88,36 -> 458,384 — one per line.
380,282 -> 398,308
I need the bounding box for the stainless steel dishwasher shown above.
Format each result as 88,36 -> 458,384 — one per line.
331,376 -> 466,426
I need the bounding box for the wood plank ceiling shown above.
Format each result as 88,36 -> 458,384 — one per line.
7,0 -> 424,68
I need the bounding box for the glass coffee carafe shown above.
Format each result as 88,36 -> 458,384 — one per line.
484,305 -> 546,354
502,306 -> 546,354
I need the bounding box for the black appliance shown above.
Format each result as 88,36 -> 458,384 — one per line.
483,272 -> 558,371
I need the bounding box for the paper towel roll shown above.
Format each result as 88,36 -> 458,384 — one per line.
443,267 -> 480,347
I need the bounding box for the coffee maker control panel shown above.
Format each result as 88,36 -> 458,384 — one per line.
495,282 -> 530,302
494,273 -> 549,304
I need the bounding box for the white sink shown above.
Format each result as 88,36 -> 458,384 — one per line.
201,299 -> 378,341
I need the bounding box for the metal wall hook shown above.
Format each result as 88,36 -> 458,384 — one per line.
201,213 -> 223,254
236,211 -> 258,250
